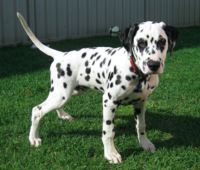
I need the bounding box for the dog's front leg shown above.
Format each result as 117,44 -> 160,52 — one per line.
134,101 -> 156,153
102,95 -> 122,164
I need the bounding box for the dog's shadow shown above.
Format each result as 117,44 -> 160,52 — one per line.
116,109 -> 200,158
46,108 -> 200,159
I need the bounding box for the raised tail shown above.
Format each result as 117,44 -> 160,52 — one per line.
17,12 -> 64,59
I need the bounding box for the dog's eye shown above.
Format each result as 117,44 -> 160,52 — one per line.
157,40 -> 165,46
138,42 -> 146,48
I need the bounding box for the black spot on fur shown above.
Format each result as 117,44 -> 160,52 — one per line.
110,82 -> 113,88
126,75 -> 132,81
140,132 -> 144,135
115,75 -> 121,85
109,72 -> 114,81
97,73 -> 101,78
104,99 -> 108,103
108,60 -> 111,66
99,62 -> 102,67
86,68 -> 91,74
81,52 -> 87,58
103,131 -> 106,135
92,60 -> 95,65
51,87 -> 54,92
106,49 -> 113,55
106,120 -> 112,125
67,64 -> 72,76
63,83 -> 67,88
150,37 -> 154,43
85,60 -> 89,67
102,72 -> 105,78
132,75 -> 136,80
94,87 -> 98,90
51,80 -> 53,84
96,55 -> 101,60
151,86 -> 155,89
85,75 -> 90,81
111,50 -> 116,56
121,85 -> 126,90
90,52 -> 98,60
96,79 -> 101,84
108,93 -> 112,99
56,63 -> 61,68
152,49 -> 155,54
37,106 -> 42,110
114,66 -> 117,74
60,70 -> 65,76
100,87 -> 104,91
62,97 -> 65,100
102,58 -> 106,66
111,108 -> 115,113
146,35 -> 149,38
56,63 -> 65,78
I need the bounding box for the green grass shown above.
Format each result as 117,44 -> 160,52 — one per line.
1,27 -> 200,169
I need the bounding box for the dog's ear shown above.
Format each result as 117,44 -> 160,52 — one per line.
118,23 -> 139,52
163,24 -> 180,57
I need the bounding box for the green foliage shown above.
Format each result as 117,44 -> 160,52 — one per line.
0,27 -> 200,169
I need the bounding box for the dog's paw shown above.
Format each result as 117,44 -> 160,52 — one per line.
29,138 -> 41,147
140,141 -> 156,153
60,115 -> 74,122
104,152 -> 122,164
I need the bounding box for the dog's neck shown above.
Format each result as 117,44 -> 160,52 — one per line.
129,54 -> 149,79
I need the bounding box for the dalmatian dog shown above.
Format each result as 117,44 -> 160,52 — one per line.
17,13 -> 179,164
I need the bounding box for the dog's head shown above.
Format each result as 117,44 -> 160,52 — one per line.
119,21 -> 179,75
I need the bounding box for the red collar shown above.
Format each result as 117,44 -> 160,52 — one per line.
130,56 -> 136,72
130,56 -> 149,78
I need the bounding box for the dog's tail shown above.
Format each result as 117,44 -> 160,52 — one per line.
17,12 -> 64,59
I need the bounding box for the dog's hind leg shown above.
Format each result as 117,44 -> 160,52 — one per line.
29,86 -> 74,147
56,88 -> 87,121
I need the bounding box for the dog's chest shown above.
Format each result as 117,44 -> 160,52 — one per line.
108,73 -> 158,106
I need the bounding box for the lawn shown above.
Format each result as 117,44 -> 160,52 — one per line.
0,27 -> 200,169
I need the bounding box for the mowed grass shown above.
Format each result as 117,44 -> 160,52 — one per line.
0,27 -> 200,169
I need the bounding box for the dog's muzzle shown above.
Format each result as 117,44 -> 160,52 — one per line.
147,60 -> 160,72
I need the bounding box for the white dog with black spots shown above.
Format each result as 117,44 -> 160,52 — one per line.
17,13 -> 179,164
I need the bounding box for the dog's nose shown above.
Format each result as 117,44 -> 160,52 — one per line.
147,60 -> 160,72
